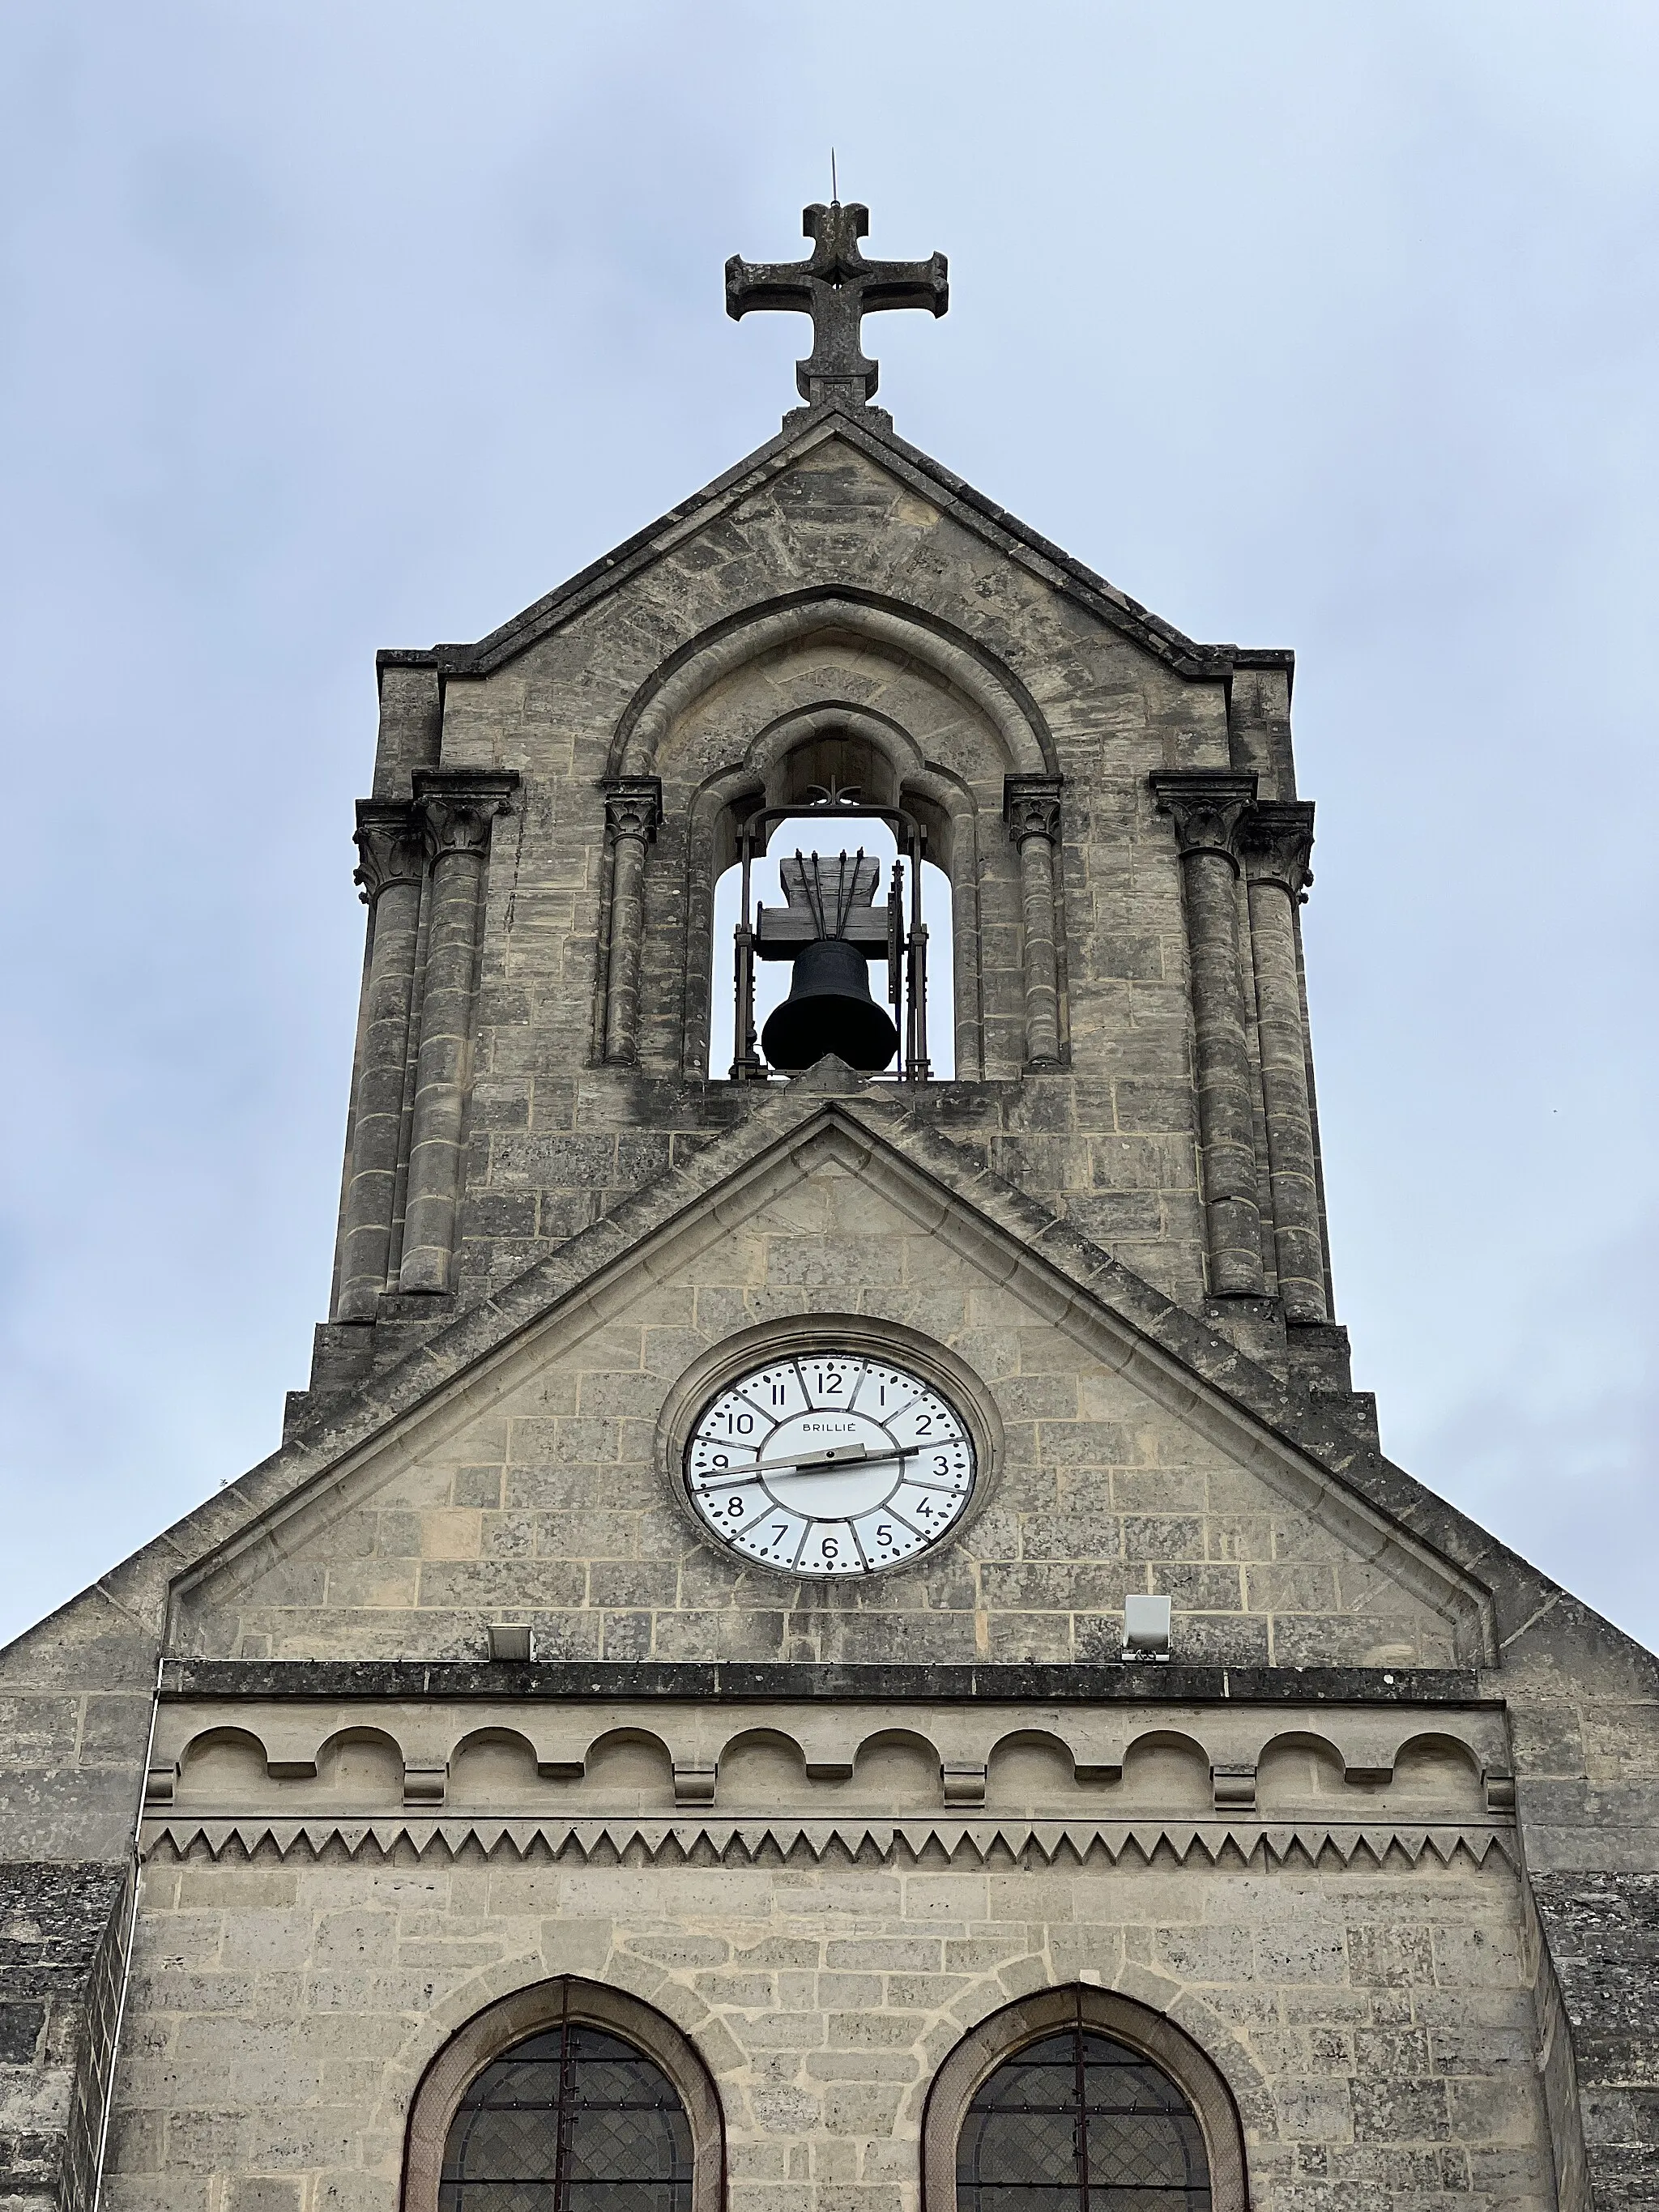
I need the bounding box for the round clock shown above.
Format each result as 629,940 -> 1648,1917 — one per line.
684,1350 -> 977,1577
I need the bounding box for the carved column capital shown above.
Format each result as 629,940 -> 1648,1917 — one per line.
352,800 -> 426,906
602,776 -> 663,845
1242,800 -> 1316,901
1004,774 -> 1064,846
1149,771 -> 1258,868
416,770 -> 520,859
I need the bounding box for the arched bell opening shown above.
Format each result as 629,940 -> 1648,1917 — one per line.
684,710 -> 964,1082
610,600 -> 1053,1083
706,801 -> 956,1081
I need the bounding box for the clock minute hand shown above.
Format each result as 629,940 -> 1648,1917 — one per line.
756,1443 -> 919,1478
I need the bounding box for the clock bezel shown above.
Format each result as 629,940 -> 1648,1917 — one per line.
659,1316 -> 1003,1582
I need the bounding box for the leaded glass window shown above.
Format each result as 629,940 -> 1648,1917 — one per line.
439,2021 -> 694,2212
957,2027 -> 1211,2212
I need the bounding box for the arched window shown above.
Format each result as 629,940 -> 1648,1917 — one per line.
958,2026 -> 1209,2211
924,1990 -> 1247,2212
440,2020 -> 693,2212
404,1980 -> 724,2212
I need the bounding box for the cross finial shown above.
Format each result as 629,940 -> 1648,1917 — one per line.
726,202 -> 949,408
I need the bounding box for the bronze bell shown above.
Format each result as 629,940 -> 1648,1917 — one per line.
761,936 -> 899,1072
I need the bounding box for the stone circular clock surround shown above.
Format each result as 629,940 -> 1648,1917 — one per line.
685,1349 -> 976,1576
658,1315 -> 1002,1578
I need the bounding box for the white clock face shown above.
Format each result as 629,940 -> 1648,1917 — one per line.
684,1351 -> 976,1577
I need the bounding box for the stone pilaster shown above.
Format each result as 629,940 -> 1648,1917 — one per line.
601,778 -> 663,1066
1004,775 -> 1064,1069
1242,802 -> 1326,1323
1150,772 -> 1265,1297
336,802 -> 428,1322
399,772 -> 518,1295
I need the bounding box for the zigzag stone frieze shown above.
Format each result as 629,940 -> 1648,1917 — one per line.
141,1813 -> 1517,1872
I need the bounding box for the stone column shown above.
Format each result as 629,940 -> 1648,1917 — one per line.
336,802 -> 428,1322
1150,772 -> 1265,1296
1243,802 -> 1326,1322
399,773 -> 517,1295
601,778 -> 663,1065
1004,775 -> 1064,1068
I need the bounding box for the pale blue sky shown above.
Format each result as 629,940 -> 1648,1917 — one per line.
2,1 -> 1654,1647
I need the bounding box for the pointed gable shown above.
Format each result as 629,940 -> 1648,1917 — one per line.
173,1088 -> 1489,1673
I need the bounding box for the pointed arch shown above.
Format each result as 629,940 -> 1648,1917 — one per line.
402,1975 -> 725,2212
922,1985 -> 1250,2212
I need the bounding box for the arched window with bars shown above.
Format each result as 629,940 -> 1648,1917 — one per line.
438,2020 -> 693,2212
958,2024 -> 1210,2212
925,1990 -> 1247,2212
404,1980 -> 723,2212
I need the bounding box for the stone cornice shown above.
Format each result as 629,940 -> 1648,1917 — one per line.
160,1659 -> 1486,1706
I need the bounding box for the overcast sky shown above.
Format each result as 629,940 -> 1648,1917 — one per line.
2,1 -> 1655,1651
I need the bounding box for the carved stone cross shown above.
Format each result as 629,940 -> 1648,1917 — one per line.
726,202 -> 948,406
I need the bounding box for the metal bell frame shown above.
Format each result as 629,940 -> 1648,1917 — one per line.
728,799 -> 932,1083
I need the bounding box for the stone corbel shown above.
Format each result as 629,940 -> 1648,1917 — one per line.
1149,771 -> 1265,1297
1240,800 -> 1326,1323
941,1760 -> 988,1808
1004,774 -> 1064,1068
601,777 -> 664,1066
403,1762 -> 449,1808
673,1761 -> 719,1807
1210,1763 -> 1257,1814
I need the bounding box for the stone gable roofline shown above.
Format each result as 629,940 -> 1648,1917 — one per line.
163,1071 -> 1494,1654
372,399 -> 1296,689
14,1060 -> 1476,1648
6,1063 -> 1654,1699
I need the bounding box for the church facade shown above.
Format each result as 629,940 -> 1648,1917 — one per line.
2,207 -> 1655,2212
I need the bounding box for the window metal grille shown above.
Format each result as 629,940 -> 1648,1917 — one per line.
439,2022 -> 694,2212
957,2027 -> 1212,2212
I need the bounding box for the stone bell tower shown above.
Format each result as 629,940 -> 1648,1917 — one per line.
2,200 -> 1655,2212
296,197 -> 1345,1431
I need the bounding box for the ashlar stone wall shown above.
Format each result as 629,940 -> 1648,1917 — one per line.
103,1839 -> 1555,2212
